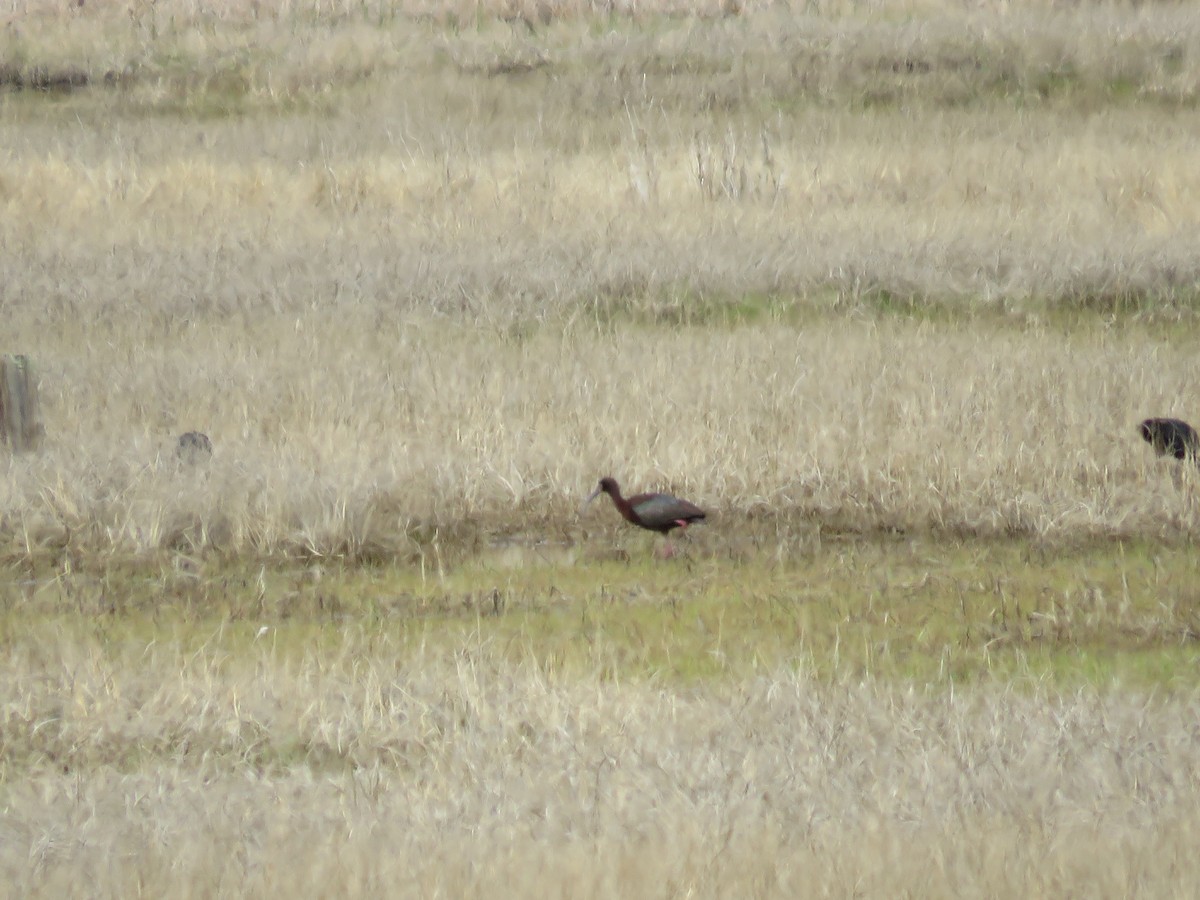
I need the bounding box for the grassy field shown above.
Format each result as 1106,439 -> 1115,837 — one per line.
4,1 -> 1200,896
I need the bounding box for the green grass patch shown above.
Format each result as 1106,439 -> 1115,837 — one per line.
582,282 -> 1200,332
5,535 -> 1199,691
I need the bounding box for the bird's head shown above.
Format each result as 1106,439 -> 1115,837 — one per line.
583,477 -> 619,510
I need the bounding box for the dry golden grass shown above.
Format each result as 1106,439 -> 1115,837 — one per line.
1,627 -> 1199,898
4,0 -> 1200,555
3,316 -> 1200,559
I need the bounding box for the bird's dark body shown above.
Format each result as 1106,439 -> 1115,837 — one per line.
622,491 -> 707,534
1139,418 -> 1200,462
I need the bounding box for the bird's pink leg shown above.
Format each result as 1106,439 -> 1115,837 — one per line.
658,520 -> 691,559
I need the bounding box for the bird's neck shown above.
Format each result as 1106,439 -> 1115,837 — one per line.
609,491 -> 641,526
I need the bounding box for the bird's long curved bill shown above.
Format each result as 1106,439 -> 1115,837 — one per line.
580,486 -> 603,515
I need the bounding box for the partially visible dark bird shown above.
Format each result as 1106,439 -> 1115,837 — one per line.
176,431 -> 213,466
1138,418 -> 1199,462
584,477 -> 706,557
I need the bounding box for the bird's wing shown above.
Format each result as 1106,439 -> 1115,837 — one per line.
629,493 -> 706,528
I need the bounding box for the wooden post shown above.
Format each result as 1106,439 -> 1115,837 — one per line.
0,355 -> 43,452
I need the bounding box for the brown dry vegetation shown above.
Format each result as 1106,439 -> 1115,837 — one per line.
5,20 -> 1200,555
5,1 -> 1200,896
6,320 -> 1200,562
2,629 -> 1200,898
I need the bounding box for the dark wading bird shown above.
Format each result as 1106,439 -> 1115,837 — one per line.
583,477 -> 706,558
1138,418 -> 1200,463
